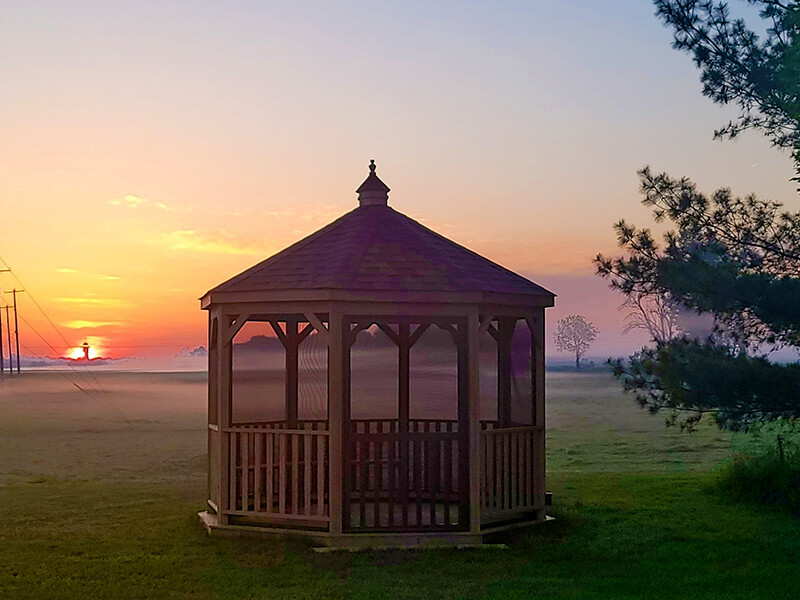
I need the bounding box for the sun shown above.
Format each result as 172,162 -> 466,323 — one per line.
65,337 -> 107,360
67,347 -> 92,360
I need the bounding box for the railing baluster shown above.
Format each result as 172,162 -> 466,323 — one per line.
414,433 -> 422,527
317,432 -> 325,516
360,439 -> 368,528
229,431 -> 238,512
388,423 -> 395,528
291,433 -> 299,515
241,432 -> 249,512
254,432 -> 262,512
512,430 -> 519,510
304,432 -> 312,515
527,430 -> 533,507
374,438 -> 382,528
494,433 -> 501,511
444,424 -> 452,526
279,432 -> 286,516
266,432 -> 274,513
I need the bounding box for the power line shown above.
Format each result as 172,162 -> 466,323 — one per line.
0,256 -> 106,393
12,289 -> 23,374
14,309 -> 103,395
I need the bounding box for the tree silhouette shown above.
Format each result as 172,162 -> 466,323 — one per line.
554,315 -> 598,370
654,0 -> 800,183
595,1 -> 800,431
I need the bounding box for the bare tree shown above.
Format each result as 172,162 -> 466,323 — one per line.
554,314 -> 599,370
622,292 -> 681,343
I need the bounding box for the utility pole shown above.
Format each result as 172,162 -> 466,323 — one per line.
11,289 -> 23,374
5,306 -> 12,377
0,300 -> 4,377
0,279 -> 8,378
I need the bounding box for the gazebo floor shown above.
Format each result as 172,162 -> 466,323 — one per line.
199,507 -> 550,549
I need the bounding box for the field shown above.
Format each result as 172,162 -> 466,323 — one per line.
1,369 -> 799,599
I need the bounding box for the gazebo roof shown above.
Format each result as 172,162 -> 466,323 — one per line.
204,162 -> 554,304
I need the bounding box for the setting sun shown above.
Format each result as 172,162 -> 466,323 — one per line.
65,338 -> 106,360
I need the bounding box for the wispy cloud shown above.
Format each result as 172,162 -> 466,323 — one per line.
109,194 -> 177,211
165,229 -> 269,255
110,194 -> 148,209
56,297 -> 126,307
56,268 -> 122,281
63,320 -> 122,329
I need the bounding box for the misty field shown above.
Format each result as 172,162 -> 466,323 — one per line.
1,370 -> 799,599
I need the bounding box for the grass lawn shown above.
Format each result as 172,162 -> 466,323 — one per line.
1,370 -> 798,599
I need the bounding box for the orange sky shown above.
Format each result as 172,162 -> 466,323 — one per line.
1,2 -> 796,360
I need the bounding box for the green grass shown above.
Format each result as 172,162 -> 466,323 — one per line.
2,371 -> 799,599
716,448 -> 800,512
4,474 -> 799,599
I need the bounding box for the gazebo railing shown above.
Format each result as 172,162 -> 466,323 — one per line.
219,419 -> 541,530
347,420 -> 464,531
480,425 -> 543,522
231,420 -> 328,430
225,426 -> 330,524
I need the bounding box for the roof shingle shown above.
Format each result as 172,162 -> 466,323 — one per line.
209,205 -> 554,297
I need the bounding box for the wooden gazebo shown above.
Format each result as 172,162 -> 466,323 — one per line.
199,161 -> 555,547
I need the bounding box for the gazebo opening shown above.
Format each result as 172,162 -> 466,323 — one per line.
200,161 -> 555,547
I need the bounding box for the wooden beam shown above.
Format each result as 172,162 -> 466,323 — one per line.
376,322 -> 401,347
208,311 -> 221,516
408,323 -> 430,347
217,310 -> 233,525
298,322 -> 315,344
304,312 -> 330,346
285,318 -> 299,428
531,312 -> 546,511
524,316 -> 538,427
224,313 -> 251,346
268,319 -> 288,347
398,323 -> 410,432
327,311 -> 344,534
497,319 -> 514,428
467,312 -> 482,533
341,318 -> 352,531
438,322 -> 461,345
486,323 -> 499,342
456,319 -> 470,528
203,288 -> 555,310
349,321 -> 372,346
479,315 -> 495,336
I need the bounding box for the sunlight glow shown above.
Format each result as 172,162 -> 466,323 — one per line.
65,337 -> 107,360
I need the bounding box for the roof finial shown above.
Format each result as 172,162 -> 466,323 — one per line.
356,159 -> 390,207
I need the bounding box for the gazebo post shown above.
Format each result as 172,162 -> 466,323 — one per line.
397,323 -> 411,516
531,312 -> 547,513
496,318 -> 514,428
468,312 -> 482,533
327,310 -> 345,535
398,323 -> 410,434
217,312 -> 233,526
341,317 -> 353,530
285,317 -> 299,428
207,311 -> 221,517
455,319 -> 470,526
